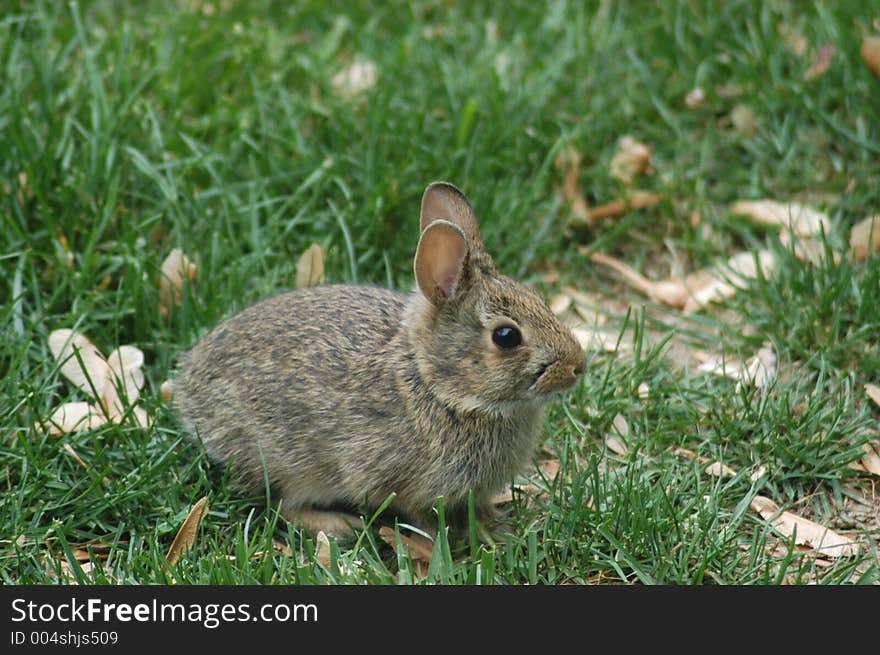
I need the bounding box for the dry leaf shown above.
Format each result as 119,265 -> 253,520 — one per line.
273,539 -> 294,557
697,344 -> 776,391
731,104 -> 757,138
548,293 -> 572,316
331,60 -> 378,97
160,379 -> 175,402
637,382 -> 650,399
45,403 -> 108,435
804,43 -> 834,80
866,384 -> 880,408
165,496 -> 209,566
778,22 -> 808,56
605,436 -> 628,456
590,249 -> 774,314
861,441 -> 880,477
674,448 -> 738,477
682,250 -> 776,314
48,329 -> 110,398
716,83 -> 744,98
295,243 -> 326,288
570,327 -> 626,353
685,87 -> 705,109
736,344 -> 777,392
594,191 -> 662,219
538,459 -> 561,480
103,345 -> 146,414
609,136 -> 652,185
750,496 -> 860,558
63,443 -> 90,471
63,443 -> 111,484
731,200 -> 831,237
849,215 -> 880,261
779,230 -> 839,266
45,330 -> 149,433
378,527 -> 434,563
587,190 -> 662,222
589,252 -> 689,307
861,36 -> 880,79
750,465 -> 768,483
159,248 -> 197,319
554,146 -> 590,221
314,531 -> 332,570
490,483 -> 545,506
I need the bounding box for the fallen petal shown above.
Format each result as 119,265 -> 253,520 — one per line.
48,329 -> 109,398
731,200 -> 831,237
44,402 -> 108,436
849,215 -> 880,261
750,495 -> 860,558
159,248 -> 197,319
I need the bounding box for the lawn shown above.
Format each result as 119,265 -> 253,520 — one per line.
1,0 -> 879,584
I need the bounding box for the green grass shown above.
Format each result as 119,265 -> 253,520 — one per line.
2,0 -> 879,584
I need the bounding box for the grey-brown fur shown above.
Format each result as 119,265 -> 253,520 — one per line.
175,182 -> 585,535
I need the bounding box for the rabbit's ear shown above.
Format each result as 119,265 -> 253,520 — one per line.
414,220 -> 469,305
420,182 -> 483,247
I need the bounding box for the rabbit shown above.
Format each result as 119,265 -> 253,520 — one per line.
175,182 -> 586,537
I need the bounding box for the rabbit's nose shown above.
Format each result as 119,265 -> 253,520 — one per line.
572,359 -> 586,378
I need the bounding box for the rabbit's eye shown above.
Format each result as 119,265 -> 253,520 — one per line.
492,325 -> 522,349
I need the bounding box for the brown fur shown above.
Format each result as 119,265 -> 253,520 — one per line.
175,182 -> 585,536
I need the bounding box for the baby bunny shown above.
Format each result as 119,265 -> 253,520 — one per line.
175,182 -> 585,536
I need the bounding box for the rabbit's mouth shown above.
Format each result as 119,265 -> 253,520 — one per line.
530,358 -> 584,395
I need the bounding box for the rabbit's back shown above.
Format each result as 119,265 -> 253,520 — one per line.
176,285 -> 410,500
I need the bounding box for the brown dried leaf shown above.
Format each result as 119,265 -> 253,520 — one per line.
45,402 -> 108,436
804,43 -> 834,80
866,383 -> 880,408
159,248 -> 197,319
590,252 -> 689,307
587,190 -> 662,222
554,146 -> 590,221
731,104 -> 757,138
331,60 -> 378,97
314,530 -> 332,569
63,443 -> 89,471
538,458 -> 561,480
849,215 -> 880,261
750,495 -> 860,558
685,87 -> 705,109
378,526 -> 435,564
165,496 -> 209,566
737,344 -> 777,392
861,36 -> 880,79
731,200 -> 831,237
48,329 -> 110,398
861,441 -> 880,477
674,447 -> 738,477
570,327 -> 623,353
779,230 -> 840,266
104,346 -> 146,412
490,483 -> 544,506
160,379 -> 175,402
605,436 -> 628,456
273,539 -> 294,557
548,293 -> 572,316
295,242 -> 326,289
682,250 -> 777,314
64,443 -> 112,484
778,22 -> 808,56
610,136 -> 652,185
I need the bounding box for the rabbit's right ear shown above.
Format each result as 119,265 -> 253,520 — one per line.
420,182 -> 483,248
414,220 -> 468,305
